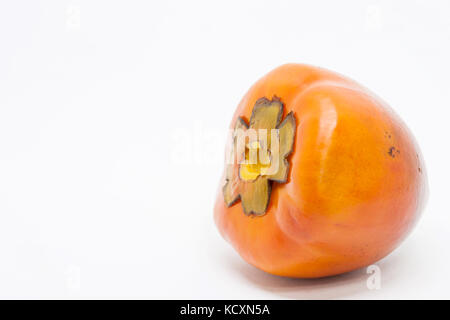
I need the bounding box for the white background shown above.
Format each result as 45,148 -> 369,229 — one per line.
0,0 -> 449,299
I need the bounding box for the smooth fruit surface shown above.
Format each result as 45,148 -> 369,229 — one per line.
214,63 -> 426,278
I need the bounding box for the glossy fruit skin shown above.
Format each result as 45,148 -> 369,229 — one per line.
214,64 -> 426,278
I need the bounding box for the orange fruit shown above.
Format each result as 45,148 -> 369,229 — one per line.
214,64 -> 426,278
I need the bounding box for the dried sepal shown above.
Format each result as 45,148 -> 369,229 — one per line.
223,163 -> 240,206
250,97 -> 283,130
268,112 -> 296,183
240,176 -> 271,216
223,179 -> 240,206
222,96 -> 296,216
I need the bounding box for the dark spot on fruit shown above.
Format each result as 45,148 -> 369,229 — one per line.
388,146 -> 399,158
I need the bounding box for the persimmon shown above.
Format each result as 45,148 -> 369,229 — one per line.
214,63 -> 426,278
